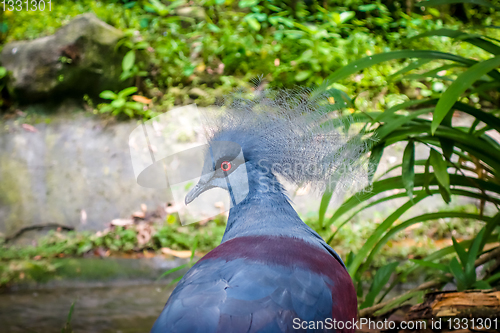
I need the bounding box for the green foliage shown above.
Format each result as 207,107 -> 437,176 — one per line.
0,259 -> 59,288
61,301 -> 76,333
0,66 -> 6,107
98,87 -> 147,118
115,29 -> 150,81
0,215 -> 226,287
411,228 -> 490,290
4,0 -> 496,112
402,140 -> 415,198
157,235 -> 199,286
0,221 -> 225,263
321,0 -> 500,310
360,261 -> 399,309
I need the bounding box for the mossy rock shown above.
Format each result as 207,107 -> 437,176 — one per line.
0,13 -> 129,103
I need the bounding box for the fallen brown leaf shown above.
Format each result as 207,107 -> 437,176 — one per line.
136,223 -> 153,246
132,95 -> 152,104
161,247 -> 193,259
111,219 -> 134,226
21,124 -> 37,132
132,211 -> 145,219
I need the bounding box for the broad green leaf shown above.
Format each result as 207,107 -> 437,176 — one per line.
332,169 -> 500,226
323,88 -> 354,107
111,98 -> 126,108
361,211 -> 492,272
472,280 -> 491,289
440,138 -> 454,159
452,237 -> 468,268
208,23 -> 221,33
388,59 -> 433,81
375,108 -> 432,139
190,236 -> 198,263
245,16 -> 261,31
403,63 -> 461,81
360,262 -> 399,309
118,86 -> 138,97
327,50 -> 478,83
358,4 -> 377,11
319,189 -> 334,228
432,56 -> 500,134
122,50 -> 136,72
339,11 -> 355,24
426,233 -> 498,264
156,264 -> 187,281
348,193 -> 427,276
373,291 -> 423,316
429,149 -> 450,197
470,80 -> 500,94
123,108 -> 134,118
134,41 -> 149,50
466,228 -> 485,282
486,272 -> 500,284
452,101 -> 500,133
449,257 -> 467,291
295,70 -> 312,82
402,140 -> 415,198
378,159 -> 427,180
120,71 -> 132,81
412,28 -> 500,55
99,104 -> 114,113
438,184 -> 451,204
239,0 -> 259,8
345,252 -> 355,269
0,66 -> 6,79
66,301 -> 75,324
269,16 -> 295,28
99,90 -> 117,100
400,233 -> 499,288
125,102 -> 144,111
480,213 -> 500,251
168,275 -> 183,286
375,98 -> 436,123
253,13 -> 267,21
328,170 -> 500,231
380,124 -> 500,173
410,259 -> 450,273
368,144 -> 384,182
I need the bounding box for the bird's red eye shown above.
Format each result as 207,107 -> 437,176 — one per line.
221,161 -> 231,172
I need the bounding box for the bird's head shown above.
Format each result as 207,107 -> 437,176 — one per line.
185,140 -> 250,206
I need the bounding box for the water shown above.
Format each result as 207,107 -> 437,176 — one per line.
0,283 -> 174,333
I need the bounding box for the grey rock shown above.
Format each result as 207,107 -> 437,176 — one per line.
0,102 -> 170,235
0,13 -> 128,102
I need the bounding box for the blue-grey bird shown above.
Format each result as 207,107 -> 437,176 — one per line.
151,88 -> 366,333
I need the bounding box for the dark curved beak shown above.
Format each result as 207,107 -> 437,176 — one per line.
185,180 -> 214,205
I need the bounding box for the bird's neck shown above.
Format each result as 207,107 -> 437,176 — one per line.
221,163 -> 308,243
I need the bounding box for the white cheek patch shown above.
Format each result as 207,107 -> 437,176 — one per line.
225,161 -> 250,206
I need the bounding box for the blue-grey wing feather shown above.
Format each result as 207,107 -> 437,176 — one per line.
152,258 -> 334,333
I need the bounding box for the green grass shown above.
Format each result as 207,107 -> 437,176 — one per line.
0,205 -> 485,288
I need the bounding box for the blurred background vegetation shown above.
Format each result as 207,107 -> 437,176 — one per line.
1,0 -> 500,323
1,0 -> 497,114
